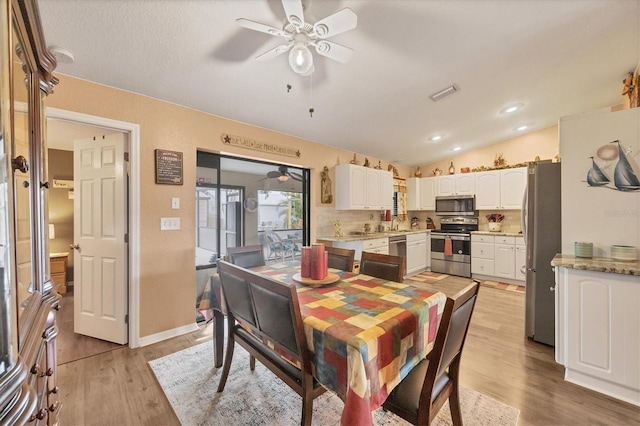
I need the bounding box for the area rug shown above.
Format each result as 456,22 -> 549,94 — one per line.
407,270 -> 450,284
149,342 -> 520,426
480,280 -> 525,294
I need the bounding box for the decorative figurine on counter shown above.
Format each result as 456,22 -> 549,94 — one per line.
320,166 -> 333,204
448,161 -> 455,174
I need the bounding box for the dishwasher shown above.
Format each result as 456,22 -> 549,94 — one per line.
388,235 -> 407,276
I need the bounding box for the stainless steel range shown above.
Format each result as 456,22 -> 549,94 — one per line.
430,217 -> 478,278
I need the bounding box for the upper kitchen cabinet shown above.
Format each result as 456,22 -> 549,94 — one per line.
335,164 -> 393,210
406,177 -> 436,211
437,173 -> 476,196
475,167 -> 527,210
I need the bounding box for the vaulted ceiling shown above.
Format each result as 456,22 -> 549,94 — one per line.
38,0 -> 640,166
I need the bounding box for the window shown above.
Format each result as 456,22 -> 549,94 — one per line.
257,190 -> 303,231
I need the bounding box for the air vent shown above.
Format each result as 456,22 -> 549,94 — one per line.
429,84 -> 460,102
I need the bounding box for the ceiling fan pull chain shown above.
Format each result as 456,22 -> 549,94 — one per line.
309,73 -> 314,118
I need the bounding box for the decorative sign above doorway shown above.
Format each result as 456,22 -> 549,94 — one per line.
221,133 -> 301,159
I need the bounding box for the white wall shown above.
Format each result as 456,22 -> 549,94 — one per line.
559,107 -> 640,257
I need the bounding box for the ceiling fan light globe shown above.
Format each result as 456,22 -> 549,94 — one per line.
278,174 -> 289,182
288,43 -> 314,75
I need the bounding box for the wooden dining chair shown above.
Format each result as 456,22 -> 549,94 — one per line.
226,245 -> 265,268
216,260 -> 326,426
360,251 -> 405,283
382,280 -> 481,426
325,246 -> 355,272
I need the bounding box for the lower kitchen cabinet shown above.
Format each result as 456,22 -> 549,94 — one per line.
471,233 -> 525,283
406,232 -> 427,275
555,266 -> 640,406
330,237 -> 389,261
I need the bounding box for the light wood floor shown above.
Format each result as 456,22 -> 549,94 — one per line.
56,277 -> 640,426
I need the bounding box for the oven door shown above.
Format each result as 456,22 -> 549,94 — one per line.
431,234 -> 471,263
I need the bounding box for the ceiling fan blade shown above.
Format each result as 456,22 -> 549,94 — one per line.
313,8 -> 358,39
288,171 -> 303,181
266,171 -> 281,178
281,0 -> 305,30
236,18 -> 286,37
313,40 -> 354,64
255,43 -> 292,61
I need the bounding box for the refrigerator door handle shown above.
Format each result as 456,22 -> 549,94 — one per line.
521,184 -> 528,241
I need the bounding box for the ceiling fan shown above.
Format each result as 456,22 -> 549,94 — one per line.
265,165 -> 303,182
236,0 -> 358,76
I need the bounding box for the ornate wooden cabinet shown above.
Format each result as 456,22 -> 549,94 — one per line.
0,1 -> 59,424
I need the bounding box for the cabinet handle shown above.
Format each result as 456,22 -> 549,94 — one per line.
49,386 -> 59,395
29,408 -> 47,421
30,364 -> 40,375
40,181 -> 50,189
549,286 -> 555,292
48,402 -> 59,413
12,155 -> 29,173
45,368 -> 54,377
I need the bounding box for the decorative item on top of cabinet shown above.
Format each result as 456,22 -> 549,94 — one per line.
494,153 -> 507,168
414,167 -> 422,177
433,168 -> 442,176
448,161 -> 455,174
350,153 -> 359,165
375,161 -> 382,170
387,164 -> 399,176
363,158 -> 370,167
320,166 -> 333,203
460,167 -> 470,173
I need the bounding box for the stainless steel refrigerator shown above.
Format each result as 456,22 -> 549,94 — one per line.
522,161 -> 561,346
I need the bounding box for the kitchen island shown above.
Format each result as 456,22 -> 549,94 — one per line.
551,254 -> 639,407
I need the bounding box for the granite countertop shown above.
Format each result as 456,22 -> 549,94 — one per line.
318,229 -> 430,242
551,254 -> 640,276
471,231 -> 524,237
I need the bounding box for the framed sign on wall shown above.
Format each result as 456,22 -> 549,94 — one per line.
155,149 -> 183,185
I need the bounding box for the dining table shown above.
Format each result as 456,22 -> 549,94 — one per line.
210,260 -> 447,426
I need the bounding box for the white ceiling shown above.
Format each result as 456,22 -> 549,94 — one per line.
38,0 -> 640,167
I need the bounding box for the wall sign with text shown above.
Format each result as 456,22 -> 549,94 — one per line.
155,149 -> 183,185
221,133 -> 301,158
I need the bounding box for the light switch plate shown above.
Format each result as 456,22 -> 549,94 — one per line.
172,197 -> 180,209
161,217 -> 181,230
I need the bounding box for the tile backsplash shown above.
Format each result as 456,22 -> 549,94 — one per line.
316,208 -> 523,237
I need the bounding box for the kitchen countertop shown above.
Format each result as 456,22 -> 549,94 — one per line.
471,231 -> 523,237
318,229 -> 430,242
551,253 -> 640,276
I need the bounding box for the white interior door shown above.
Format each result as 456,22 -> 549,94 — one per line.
73,134 -> 128,344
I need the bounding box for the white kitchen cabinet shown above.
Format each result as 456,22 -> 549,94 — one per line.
437,174 -> 476,196
515,237 -> 526,280
471,233 -> 526,282
494,236 -> 516,279
475,170 -> 501,209
406,177 -> 436,211
500,167 -> 527,209
335,164 -> 393,210
471,234 -> 495,276
475,167 -> 527,210
331,236 -> 389,261
555,266 -> 640,406
425,232 -> 431,269
406,232 -> 428,275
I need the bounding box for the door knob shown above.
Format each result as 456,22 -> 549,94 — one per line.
70,243 -> 80,250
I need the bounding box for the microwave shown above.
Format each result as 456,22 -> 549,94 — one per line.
435,195 -> 477,216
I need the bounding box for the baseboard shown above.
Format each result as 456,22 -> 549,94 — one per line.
138,322 -> 200,347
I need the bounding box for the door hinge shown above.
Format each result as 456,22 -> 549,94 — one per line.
124,233 -> 129,243
125,314 -> 129,324
124,152 -> 129,162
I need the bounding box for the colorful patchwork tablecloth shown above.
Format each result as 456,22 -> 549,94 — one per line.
251,261 -> 446,426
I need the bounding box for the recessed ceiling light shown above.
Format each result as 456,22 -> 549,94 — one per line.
515,125 -> 529,131
453,146 -> 461,151
499,103 -> 524,115
429,133 -> 445,141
